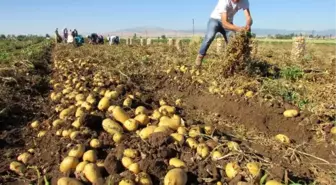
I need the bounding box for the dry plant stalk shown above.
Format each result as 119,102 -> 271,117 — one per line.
291,37 -> 306,61
129,38 -> 133,45
146,38 -> 152,45
216,37 -> 225,54
125,38 -> 129,45
168,39 -> 174,46
175,39 -> 182,52
140,38 -> 144,46
250,39 -> 258,57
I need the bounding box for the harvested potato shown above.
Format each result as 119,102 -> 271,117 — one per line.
159,99 -> 167,106
154,126 -> 170,133
60,156 -> 79,173
83,150 -> 98,163
105,91 -> 119,99
151,110 -> 162,120
72,119 -> 82,128
169,158 -> 186,168
83,163 -> 102,183
119,179 -> 135,185
124,119 -> 139,132
164,168 -> 187,185
122,157 -> 133,168
246,162 -> 260,177
70,131 -> 80,140
62,130 -> 72,138
211,151 -> 222,161
60,107 -> 75,120
170,133 -> 184,145
283,109 -> 299,118
38,131 -> 47,137
265,180 -> 283,185
113,132 -> 124,143
102,118 -> 124,135
123,149 -> 138,158
113,106 -> 130,124
75,161 -> 89,173
123,97 -> 133,107
245,91 -> 254,98
225,162 -> 240,179
188,126 -> 201,138
159,115 -> 182,130
75,94 -> 85,102
81,102 -> 92,111
98,97 -> 110,111
57,177 -> 83,185
177,127 -> 187,135
159,105 -> 176,114
204,125 -> 213,135
9,161 -> 25,175
56,130 -> 62,136
186,138 -> 198,149
139,126 -> 157,139
197,143 -> 210,158
129,163 -> 140,174
227,141 -> 240,151
331,127 -> 336,134
53,119 -> 64,127
275,134 -> 290,144
136,172 -> 153,185
17,152 -> 32,164
135,106 -> 148,115
134,114 -> 150,126
75,107 -> 86,118
31,121 -> 40,128
90,139 -> 102,148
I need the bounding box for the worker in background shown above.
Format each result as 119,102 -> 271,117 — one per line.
67,29 -> 74,43
55,28 -> 63,43
63,28 -> 68,43
195,0 -> 253,68
107,35 -> 120,45
88,33 -> 99,44
74,35 -> 84,47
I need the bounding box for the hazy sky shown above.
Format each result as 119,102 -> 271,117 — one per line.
0,0 -> 335,35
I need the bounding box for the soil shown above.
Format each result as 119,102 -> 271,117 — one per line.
0,44 -> 335,185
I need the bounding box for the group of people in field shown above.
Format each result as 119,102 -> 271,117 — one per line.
55,28 -> 120,46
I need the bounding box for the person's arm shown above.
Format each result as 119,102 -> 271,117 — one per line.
244,9 -> 253,31
221,12 -> 244,32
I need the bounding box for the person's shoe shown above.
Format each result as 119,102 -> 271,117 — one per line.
195,54 -> 204,68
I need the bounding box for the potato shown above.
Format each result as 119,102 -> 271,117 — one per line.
186,138 -> 198,149
331,127 -> 336,134
175,99 -> 182,106
75,161 -> 89,173
265,180 -> 283,185
170,133 -> 184,145
212,151 -> 222,161
60,156 -> 79,173
96,160 -> 105,173
75,107 -> 86,118
31,121 -> 40,128
113,106 -> 130,124
123,149 -> 138,158
283,109 -> 299,118
53,119 -> 64,127
235,89 -> 245,95
151,110 -> 162,120
57,177 -> 83,185
246,162 -> 260,177
83,150 -> 98,163
60,107 -> 75,120
123,97 -> 132,107
72,119 -> 82,128
9,161 -> 25,175
105,91 -> 119,99
108,105 -> 116,113
98,97 -> 110,111
122,157 -> 133,168
17,152 -> 32,164
99,88 -> 106,96
134,114 -> 150,126
113,132 -> 124,143
164,168 -> 187,185
38,131 -> 47,137
124,119 -> 139,132
204,125 -> 213,135
90,139 -> 102,148
135,106 -> 148,115
177,127 -> 187,135
188,126 -> 201,138
227,141 -> 240,151
245,91 -> 254,98
86,94 -> 97,105
159,99 -> 167,106
102,118 -> 124,135
62,130 -> 72,138
129,163 -> 140,174
159,115 -> 182,131
154,126 -> 170,133
139,126 -> 157,139
75,94 -> 85,102
83,163 -> 102,183
56,129 -> 62,136
70,131 -> 80,140
197,143 -> 210,158
28,148 -> 35,154
225,162 -> 240,179
275,134 -> 290,144
169,158 -> 186,168
81,102 -> 92,111
159,105 -> 176,115
136,172 -> 153,185
119,179 -> 135,185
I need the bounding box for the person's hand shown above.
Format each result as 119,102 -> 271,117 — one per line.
245,25 -> 251,32
236,26 -> 245,32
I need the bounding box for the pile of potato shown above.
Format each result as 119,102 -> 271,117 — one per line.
8,57 -> 287,185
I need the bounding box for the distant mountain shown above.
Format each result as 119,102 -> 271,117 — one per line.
103,27 -> 336,38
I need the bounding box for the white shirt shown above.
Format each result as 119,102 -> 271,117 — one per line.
210,0 -> 249,22
67,34 -> 74,43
